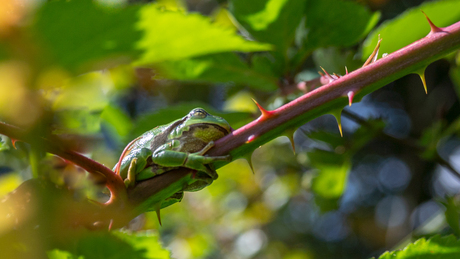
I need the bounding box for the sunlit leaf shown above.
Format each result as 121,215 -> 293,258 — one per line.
33,0 -> 142,73
67,231 -> 170,259
230,0 -> 306,53
47,249 -> 83,259
377,235 -> 460,259
113,231 -> 171,259
155,53 -> 278,91
301,0 -> 379,51
309,149 -> 350,199
135,4 -> 271,65
362,0 -> 460,59
51,72 -> 111,111
0,173 -> 21,197
0,136 -> 7,152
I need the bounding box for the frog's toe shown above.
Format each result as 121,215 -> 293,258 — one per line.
202,165 -> 218,180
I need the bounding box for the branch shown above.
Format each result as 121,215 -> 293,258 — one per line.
210,21 -> 460,158
0,122 -> 127,205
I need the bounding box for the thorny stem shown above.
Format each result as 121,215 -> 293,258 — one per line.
209,21 -> 460,159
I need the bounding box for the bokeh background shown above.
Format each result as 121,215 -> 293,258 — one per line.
0,0 -> 460,258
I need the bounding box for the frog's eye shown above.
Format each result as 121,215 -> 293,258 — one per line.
191,109 -> 207,119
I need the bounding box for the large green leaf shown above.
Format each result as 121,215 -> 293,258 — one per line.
230,0 -> 306,54
362,0 -> 460,59
33,0 -> 142,73
377,235 -> 460,259
155,53 -> 278,91
135,4 -> 271,65
302,0 -> 379,51
32,0 -> 270,73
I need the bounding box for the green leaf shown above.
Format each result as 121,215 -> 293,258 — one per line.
33,0 -> 142,73
377,235 -> 460,259
51,72 -> 110,111
309,149 -> 350,199
362,0 -> 460,59
48,249 -> 83,259
302,0 -> 380,51
155,53 -> 278,91
0,136 -> 7,151
135,4 -> 271,65
113,231 -> 171,259
230,0 -> 306,54
54,231 -> 171,259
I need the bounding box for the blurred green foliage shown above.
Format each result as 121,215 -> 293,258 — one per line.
0,0 -> 459,258
377,235 -> 460,259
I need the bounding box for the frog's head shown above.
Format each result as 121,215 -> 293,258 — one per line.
178,108 -> 232,142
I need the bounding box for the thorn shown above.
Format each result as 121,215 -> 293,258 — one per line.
338,121 -> 343,137
11,138 -> 18,149
318,71 -> 324,77
284,129 -> 296,154
331,111 -> 343,137
333,73 -> 341,78
154,203 -> 162,226
345,66 -> 348,75
108,219 -> 114,231
363,36 -> 382,67
252,99 -> 275,121
347,91 -> 355,107
242,153 -> 255,174
415,68 -> 428,94
246,134 -> 256,143
320,66 -> 333,80
421,11 -> 443,34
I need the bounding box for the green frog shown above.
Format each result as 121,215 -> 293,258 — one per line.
113,108 -> 232,212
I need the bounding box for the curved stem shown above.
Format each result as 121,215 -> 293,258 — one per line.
0,121 -> 127,205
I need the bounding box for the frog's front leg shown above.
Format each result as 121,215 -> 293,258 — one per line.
121,148 -> 151,187
150,141 -> 231,180
125,158 -> 138,188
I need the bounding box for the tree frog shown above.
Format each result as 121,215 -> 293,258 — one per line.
113,108 -> 232,210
